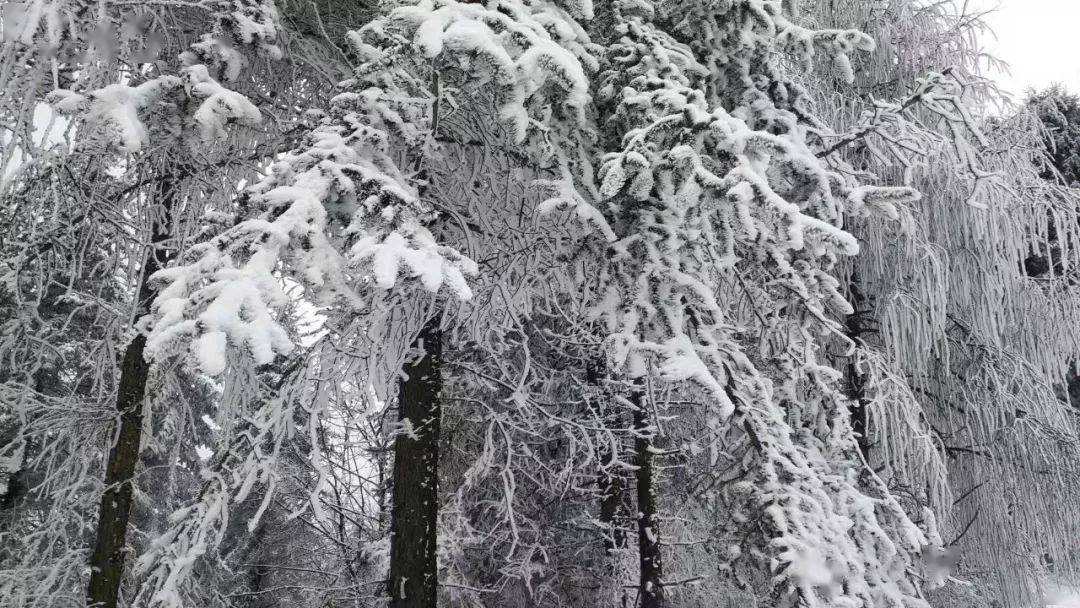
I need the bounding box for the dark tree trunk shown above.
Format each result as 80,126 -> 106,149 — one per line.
587,361 -> 626,558
388,314 -> 443,608
0,430 -> 27,522
0,453 -> 27,564
85,295 -> 155,608
633,393 -> 664,608
0,466 -> 23,513
845,277 -> 872,461
1065,365 -> 1080,410
86,174 -> 179,608
847,360 -> 870,460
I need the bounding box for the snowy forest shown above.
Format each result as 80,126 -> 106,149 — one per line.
6,0 -> 1080,607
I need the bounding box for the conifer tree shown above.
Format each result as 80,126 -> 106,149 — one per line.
5,1 -> 1080,607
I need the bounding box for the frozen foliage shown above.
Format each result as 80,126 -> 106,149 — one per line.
387,0 -> 593,141
184,64 -> 263,142
0,0 -> 67,46
181,0 -> 282,82
0,1 -> 290,607
579,1 -> 934,605
47,64 -> 264,154
7,1 -> 1080,608
808,1 -> 1080,605
47,78 -> 181,153
132,359 -> 313,608
144,113 -> 476,374
136,1 -> 598,604
47,0 -> 278,154
147,0 -> 596,374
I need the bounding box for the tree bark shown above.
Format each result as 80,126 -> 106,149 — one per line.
387,314 -> 443,608
0,466 -> 23,514
847,359 -> 871,461
0,452 -> 26,565
587,361 -> 626,558
845,277 -> 872,461
0,427 -> 27,521
86,174 -> 179,608
633,392 -> 664,608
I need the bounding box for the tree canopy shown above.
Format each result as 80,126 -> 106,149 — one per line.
2,1 -> 1080,608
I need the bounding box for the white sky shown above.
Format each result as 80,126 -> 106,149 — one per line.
972,0 -> 1080,100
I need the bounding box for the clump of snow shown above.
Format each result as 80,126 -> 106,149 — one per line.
182,0 -> 281,82
383,0 -> 593,142
48,77 -> 180,153
183,64 -> 263,142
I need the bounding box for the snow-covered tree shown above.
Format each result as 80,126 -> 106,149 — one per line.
5,1 -> 1080,607
136,1 -> 597,606
807,1 -> 1080,605
0,1 -> 348,606
565,2 -> 941,606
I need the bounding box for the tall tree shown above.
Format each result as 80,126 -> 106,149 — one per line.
86,166 -> 184,608
632,391 -> 664,608
0,1 -> 338,604
137,2 -> 595,606
10,1 -> 1080,607
52,5 -> 282,606
387,314 -> 443,607
811,1 -> 1080,604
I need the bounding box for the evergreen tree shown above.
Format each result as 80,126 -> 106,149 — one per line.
3,1 -> 1080,608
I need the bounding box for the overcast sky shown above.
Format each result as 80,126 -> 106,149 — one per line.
972,0 -> 1080,100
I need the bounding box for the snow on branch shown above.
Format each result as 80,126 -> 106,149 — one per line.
47,0 -> 280,154
147,0 -> 598,375
584,2 -> 939,605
